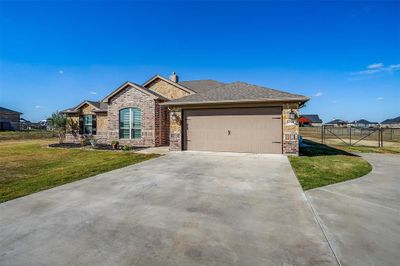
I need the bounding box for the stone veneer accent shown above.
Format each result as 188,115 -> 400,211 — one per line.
169,107 -> 182,151
65,103 -> 109,144
282,103 -> 299,155
146,79 -> 190,100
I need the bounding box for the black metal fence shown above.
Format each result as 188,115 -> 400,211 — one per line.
300,126 -> 400,147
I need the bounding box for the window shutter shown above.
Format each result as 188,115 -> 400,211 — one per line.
79,115 -> 84,134
92,115 -> 97,135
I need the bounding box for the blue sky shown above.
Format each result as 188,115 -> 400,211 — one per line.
0,1 -> 399,122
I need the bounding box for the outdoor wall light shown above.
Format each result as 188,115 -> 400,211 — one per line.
171,110 -> 178,122
289,109 -> 296,120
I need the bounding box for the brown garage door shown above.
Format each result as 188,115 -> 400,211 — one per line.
183,107 -> 282,154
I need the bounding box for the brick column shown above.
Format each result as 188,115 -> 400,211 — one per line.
282,103 -> 299,155
169,107 -> 182,151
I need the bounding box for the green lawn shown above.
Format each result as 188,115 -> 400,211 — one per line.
0,139 -> 159,203
333,144 -> 400,154
289,140 -> 372,190
0,130 -> 56,141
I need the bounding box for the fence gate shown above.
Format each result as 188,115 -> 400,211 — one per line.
322,126 -> 383,147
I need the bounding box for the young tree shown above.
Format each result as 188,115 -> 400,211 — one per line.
49,111 -> 67,143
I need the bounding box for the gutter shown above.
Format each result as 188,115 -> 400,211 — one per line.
160,97 -> 310,106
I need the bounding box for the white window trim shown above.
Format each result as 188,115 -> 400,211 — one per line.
120,108 -> 141,140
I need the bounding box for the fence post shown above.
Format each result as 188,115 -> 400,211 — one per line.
349,127 -> 352,146
378,128 -> 381,147
321,125 -> 323,144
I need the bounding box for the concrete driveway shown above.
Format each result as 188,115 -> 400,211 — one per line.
0,152 -> 336,266
307,153 -> 400,266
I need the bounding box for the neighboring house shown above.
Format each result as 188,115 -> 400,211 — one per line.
62,73 -> 309,154
381,116 -> 400,128
299,114 -> 322,127
325,119 -> 348,127
350,119 -> 379,128
0,107 -> 22,131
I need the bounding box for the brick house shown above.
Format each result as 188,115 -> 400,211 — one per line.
62,73 -> 309,154
381,116 -> 400,128
299,114 -> 323,127
0,107 -> 22,131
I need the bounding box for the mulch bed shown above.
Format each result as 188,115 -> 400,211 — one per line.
48,143 -> 147,151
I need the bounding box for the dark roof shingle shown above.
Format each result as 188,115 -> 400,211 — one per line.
353,119 -> 378,124
0,107 -> 22,114
381,116 -> 400,124
300,114 -> 322,123
179,80 -> 225,93
326,119 -> 348,124
164,81 -> 308,105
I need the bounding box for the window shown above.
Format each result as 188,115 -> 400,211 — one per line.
84,115 -> 92,134
79,115 -> 96,135
119,108 -> 141,139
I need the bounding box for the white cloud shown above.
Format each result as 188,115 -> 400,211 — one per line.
35,105 -> 43,109
388,64 -> 400,70
58,70 -> 64,74
376,97 -> 384,101
357,69 -> 381,75
314,92 -> 323,97
90,91 -> 97,95
367,63 -> 383,69
352,63 -> 400,76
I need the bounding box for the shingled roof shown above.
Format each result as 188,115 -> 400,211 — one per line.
381,116 -> 400,124
179,80 -> 225,93
300,114 -> 322,123
326,119 -> 348,125
61,100 -> 108,114
163,81 -> 309,105
0,107 -> 22,114
353,119 -> 378,124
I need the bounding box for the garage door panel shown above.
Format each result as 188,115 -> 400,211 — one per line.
184,107 -> 282,154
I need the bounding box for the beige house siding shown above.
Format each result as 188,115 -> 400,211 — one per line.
146,79 -> 190,100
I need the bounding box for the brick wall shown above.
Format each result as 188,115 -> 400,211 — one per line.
154,101 -> 170,146
107,85 -> 156,147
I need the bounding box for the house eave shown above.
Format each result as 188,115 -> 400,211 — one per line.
161,97 -> 310,107
142,74 -> 196,95
102,81 -> 164,103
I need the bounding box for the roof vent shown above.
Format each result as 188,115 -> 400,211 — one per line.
169,72 -> 178,83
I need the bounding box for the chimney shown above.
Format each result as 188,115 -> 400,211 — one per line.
169,72 -> 178,83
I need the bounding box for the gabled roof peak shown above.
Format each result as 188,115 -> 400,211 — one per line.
102,81 -> 168,102
142,74 -> 196,94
